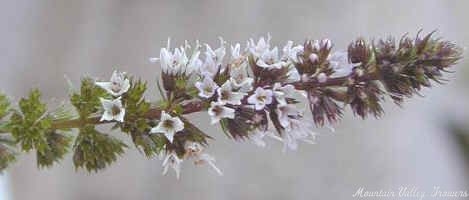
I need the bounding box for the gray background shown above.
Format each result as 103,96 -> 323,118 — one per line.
0,0 -> 468,199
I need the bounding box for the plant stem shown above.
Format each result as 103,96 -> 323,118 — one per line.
50,100 -> 205,130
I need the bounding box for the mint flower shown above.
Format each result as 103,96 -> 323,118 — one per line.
273,83 -> 296,106
160,47 -> 187,74
230,66 -> 253,93
328,51 -> 360,77
282,41 -> 303,63
230,43 -> 242,61
217,80 -> 247,105
150,111 -> 184,143
194,153 -> 223,176
95,70 -> 130,96
195,76 -> 219,98
185,142 -> 223,176
162,152 -> 183,179
248,35 -> 271,57
99,97 -> 125,122
205,38 -> 226,67
247,87 -> 273,110
208,101 -> 235,124
281,119 -> 317,152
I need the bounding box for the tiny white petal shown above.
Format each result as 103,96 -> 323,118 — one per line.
208,101 -> 236,124
247,87 -> 273,110
151,111 -> 185,143
99,97 -> 125,122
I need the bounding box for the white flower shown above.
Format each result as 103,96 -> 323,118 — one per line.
99,97 -> 126,122
247,87 -> 273,110
217,80 -> 247,105
184,142 -> 204,157
256,47 -> 286,69
250,130 -> 283,148
186,49 -> 203,74
195,76 -> 219,98
229,63 -> 253,93
286,67 -> 301,82
281,118 -> 318,152
205,38 -> 226,67
273,83 -> 296,106
230,43 -> 242,61
276,104 -> 302,128
282,41 -> 303,63
247,35 -> 271,57
230,77 -> 253,93
185,142 -> 223,176
159,46 -> 188,74
95,70 -> 130,96
194,153 -> 223,176
150,111 -> 184,143
162,152 -> 183,179
208,101 -> 235,124
155,39 -> 202,75
328,51 -> 360,77
200,54 -> 218,78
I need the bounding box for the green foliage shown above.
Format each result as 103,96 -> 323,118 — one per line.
122,78 -> 150,120
70,78 -> 108,119
36,131 -> 72,168
9,90 -> 52,153
0,93 -> 10,120
120,78 -> 165,157
73,125 -> 127,172
0,135 -> 16,172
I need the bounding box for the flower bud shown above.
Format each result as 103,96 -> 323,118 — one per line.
348,38 -> 370,64
317,72 -> 328,83
309,53 -> 319,63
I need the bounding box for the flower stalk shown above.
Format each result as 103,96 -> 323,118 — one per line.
0,30 -> 463,178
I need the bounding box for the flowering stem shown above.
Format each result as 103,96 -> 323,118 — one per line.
49,72 -> 374,130
50,100 -> 205,130
292,73 -> 379,89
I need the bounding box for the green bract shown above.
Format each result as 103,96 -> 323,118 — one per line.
0,93 -> 10,120
70,78 -> 109,119
9,90 -> 52,153
73,125 -> 127,172
0,135 -> 16,172
119,78 -> 166,157
36,130 -> 72,168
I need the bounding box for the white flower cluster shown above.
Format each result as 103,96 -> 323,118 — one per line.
162,142 -> 222,179
171,36 -> 323,150
143,35 -> 356,178
95,70 -> 130,122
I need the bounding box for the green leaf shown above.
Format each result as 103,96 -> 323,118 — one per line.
70,78 -> 108,119
36,130 -> 72,168
0,135 -> 16,172
9,89 -> 52,153
73,125 -> 127,172
120,78 -> 164,157
0,93 -> 10,119
122,78 -> 150,120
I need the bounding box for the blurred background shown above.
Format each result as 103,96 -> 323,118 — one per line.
0,0 -> 468,199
